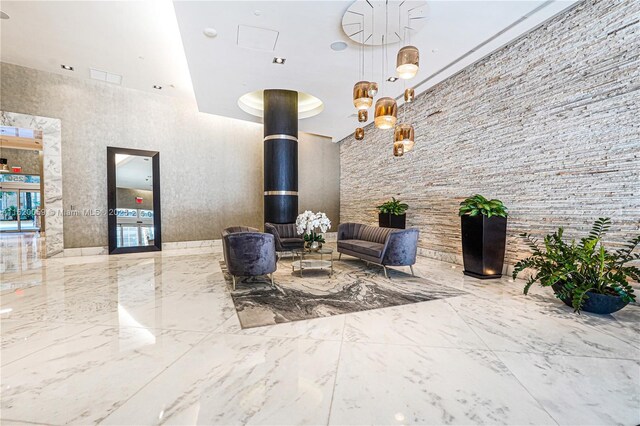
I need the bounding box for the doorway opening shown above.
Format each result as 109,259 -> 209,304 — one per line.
0,126 -> 44,233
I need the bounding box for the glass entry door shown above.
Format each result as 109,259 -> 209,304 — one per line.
0,189 -> 41,232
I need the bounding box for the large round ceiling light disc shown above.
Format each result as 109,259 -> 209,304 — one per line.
342,0 -> 428,46
238,90 -> 324,119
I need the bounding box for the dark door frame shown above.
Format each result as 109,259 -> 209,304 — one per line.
107,146 -> 162,254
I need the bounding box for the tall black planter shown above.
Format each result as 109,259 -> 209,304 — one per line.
379,213 -> 406,229
461,215 -> 507,279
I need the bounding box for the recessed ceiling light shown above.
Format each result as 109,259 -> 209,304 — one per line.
253,10 -> 262,16
387,76 -> 398,82
273,57 -> 286,64
61,64 -> 74,71
330,41 -> 348,51
203,27 -> 217,38
0,11 -> 9,19
153,85 -> 162,90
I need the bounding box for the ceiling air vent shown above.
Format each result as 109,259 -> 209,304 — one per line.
237,25 -> 279,51
90,68 -> 122,85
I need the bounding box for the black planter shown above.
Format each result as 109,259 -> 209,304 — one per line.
551,282 -> 629,315
378,213 -> 406,229
461,215 -> 507,279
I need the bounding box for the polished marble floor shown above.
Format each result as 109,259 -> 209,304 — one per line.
1,233 -> 639,425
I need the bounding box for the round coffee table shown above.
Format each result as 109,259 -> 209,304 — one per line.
292,247 -> 334,277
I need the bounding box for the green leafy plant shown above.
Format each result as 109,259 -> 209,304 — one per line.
377,197 -> 408,216
3,205 -> 17,220
512,217 -> 639,313
458,194 -> 507,218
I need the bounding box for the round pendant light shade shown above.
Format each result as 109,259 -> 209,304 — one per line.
355,128 -> 365,140
394,123 -> 415,152
367,82 -> 378,97
358,110 -> 368,123
404,88 -> 415,103
396,46 -> 419,79
374,97 -> 398,129
353,81 -> 373,110
393,142 -> 404,157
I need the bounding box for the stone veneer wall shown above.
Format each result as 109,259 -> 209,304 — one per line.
339,0 -> 640,267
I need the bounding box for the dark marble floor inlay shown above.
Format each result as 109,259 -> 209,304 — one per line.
221,258 -> 467,328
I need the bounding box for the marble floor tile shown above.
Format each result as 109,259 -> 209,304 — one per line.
446,296 -> 640,359
101,334 -> 342,425
343,297 -> 489,349
497,351 -> 640,425
0,325 -> 206,425
0,320 -> 94,365
215,310 -> 346,341
329,342 -> 557,425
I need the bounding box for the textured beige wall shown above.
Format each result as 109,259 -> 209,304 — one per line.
1,148 -> 40,175
339,0 -> 640,266
0,63 -> 339,247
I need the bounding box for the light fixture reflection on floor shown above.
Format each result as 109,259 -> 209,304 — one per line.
353,81 -> 373,110
374,97 -> 397,129
397,45 -> 419,79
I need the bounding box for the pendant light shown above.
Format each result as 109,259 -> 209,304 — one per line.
396,46 -> 419,79
393,142 -> 404,157
358,110 -> 368,122
367,82 -> 378,97
353,81 -> 373,110
374,8 -> 397,130
394,123 -> 414,152
355,128 -> 365,140
404,88 -> 415,103
375,97 -> 397,129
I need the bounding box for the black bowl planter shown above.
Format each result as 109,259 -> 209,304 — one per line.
461,215 -> 507,279
379,213 -> 406,229
551,282 -> 629,315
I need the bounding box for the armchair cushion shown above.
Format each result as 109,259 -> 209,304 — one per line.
265,222 -> 304,252
337,240 -> 384,258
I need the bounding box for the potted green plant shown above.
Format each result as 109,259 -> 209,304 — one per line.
377,197 -> 408,229
513,218 -> 638,314
459,194 -> 508,279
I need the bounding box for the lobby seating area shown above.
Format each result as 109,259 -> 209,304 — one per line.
1,0 -> 639,425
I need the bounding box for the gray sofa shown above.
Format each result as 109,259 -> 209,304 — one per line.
337,223 -> 419,278
264,222 -> 304,256
221,226 -> 277,290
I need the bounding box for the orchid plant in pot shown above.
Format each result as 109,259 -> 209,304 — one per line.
295,210 -> 331,251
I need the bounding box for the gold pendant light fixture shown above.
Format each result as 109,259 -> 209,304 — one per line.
345,1 -> 425,152
374,97 -> 397,129
353,81 -> 373,110
396,45 -> 419,79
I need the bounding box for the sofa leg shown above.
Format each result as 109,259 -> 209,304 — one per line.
232,275 -> 236,291
383,266 -> 389,279
410,265 -> 415,276
338,252 -> 342,261
270,273 -> 275,288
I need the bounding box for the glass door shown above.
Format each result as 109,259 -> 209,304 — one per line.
0,190 -> 19,231
0,189 -> 40,232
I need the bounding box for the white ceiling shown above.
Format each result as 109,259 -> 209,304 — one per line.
0,0 -> 193,99
116,155 -> 153,191
173,0 -> 578,141
0,0 -> 579,142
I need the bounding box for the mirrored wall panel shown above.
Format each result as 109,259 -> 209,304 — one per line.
107,147 -> 161,254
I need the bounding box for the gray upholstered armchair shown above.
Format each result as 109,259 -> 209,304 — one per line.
221,226 -> 277,290
337,223 -> 419,278
264,222 -> 304,256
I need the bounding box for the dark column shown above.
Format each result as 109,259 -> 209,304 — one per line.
264,89 -> 298,224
